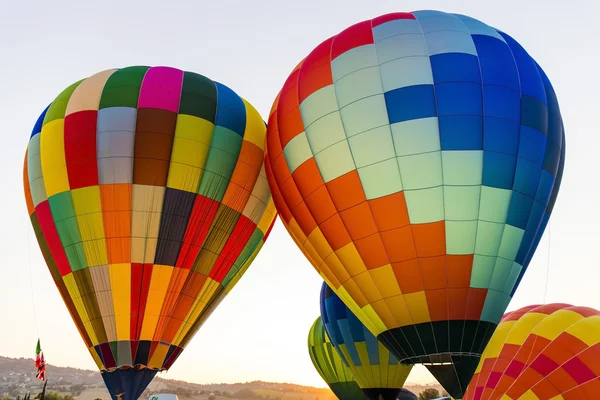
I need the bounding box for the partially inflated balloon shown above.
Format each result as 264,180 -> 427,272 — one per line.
264,10 -> 565,398
308,316 -> 365,400
396,389 -> 418,400
463,304 -> 600,400
23,66 -> 277,400
321,283 -> 412,400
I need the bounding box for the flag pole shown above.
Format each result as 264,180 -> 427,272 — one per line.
40,379 -> 47,400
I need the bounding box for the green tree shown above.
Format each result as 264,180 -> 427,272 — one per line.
418,388 -> 440,400
71,384 -> 86,396
39,392 -> 63,400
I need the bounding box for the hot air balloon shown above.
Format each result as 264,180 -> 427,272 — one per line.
264,10 -> 565,398
23,66 -> 277,400
308,316 -> 365,400
463,304 -> 600,400
321,283 -> 413,400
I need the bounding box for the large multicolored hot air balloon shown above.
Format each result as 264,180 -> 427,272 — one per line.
321,283 -> 413,400
264,10 -> 565,398
463,304 -> 600,400
23,66 -> 277,400
308,316 -> 365,400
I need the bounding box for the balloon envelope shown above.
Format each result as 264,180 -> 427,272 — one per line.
396,388 -> 417,400
321,283 -> 412,400
264,10 -> 565,398
23,66 -> 277,399
463,304 -> 600,400
308,316 -> 365,400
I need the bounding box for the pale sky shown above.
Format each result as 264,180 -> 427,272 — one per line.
0,0 -> 598,390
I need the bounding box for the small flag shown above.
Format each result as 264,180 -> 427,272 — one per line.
35,339 -> 46,381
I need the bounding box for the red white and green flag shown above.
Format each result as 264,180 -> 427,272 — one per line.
35,339 -> 46,381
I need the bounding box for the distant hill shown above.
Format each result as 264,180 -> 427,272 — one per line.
0,356 -> 443,400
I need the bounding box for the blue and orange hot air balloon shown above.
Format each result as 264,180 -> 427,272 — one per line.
321,283 -> 413,400
23,66 -> 277,400
264,10 -> 565,398
308,316 -> 365,400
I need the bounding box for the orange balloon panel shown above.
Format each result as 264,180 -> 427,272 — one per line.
463,304 -> 600,400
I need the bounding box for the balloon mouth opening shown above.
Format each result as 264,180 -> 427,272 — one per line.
102,365 -> 167,373
361,388 -> 403,400
400,352 -> 482,365
91,342 -> 184,374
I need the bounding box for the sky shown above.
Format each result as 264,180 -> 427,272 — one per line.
0,0 -> 599,391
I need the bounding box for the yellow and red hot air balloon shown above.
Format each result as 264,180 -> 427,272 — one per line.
264,10 -> 565,399
464,304 -> 600,400
23,66 -> 277,400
